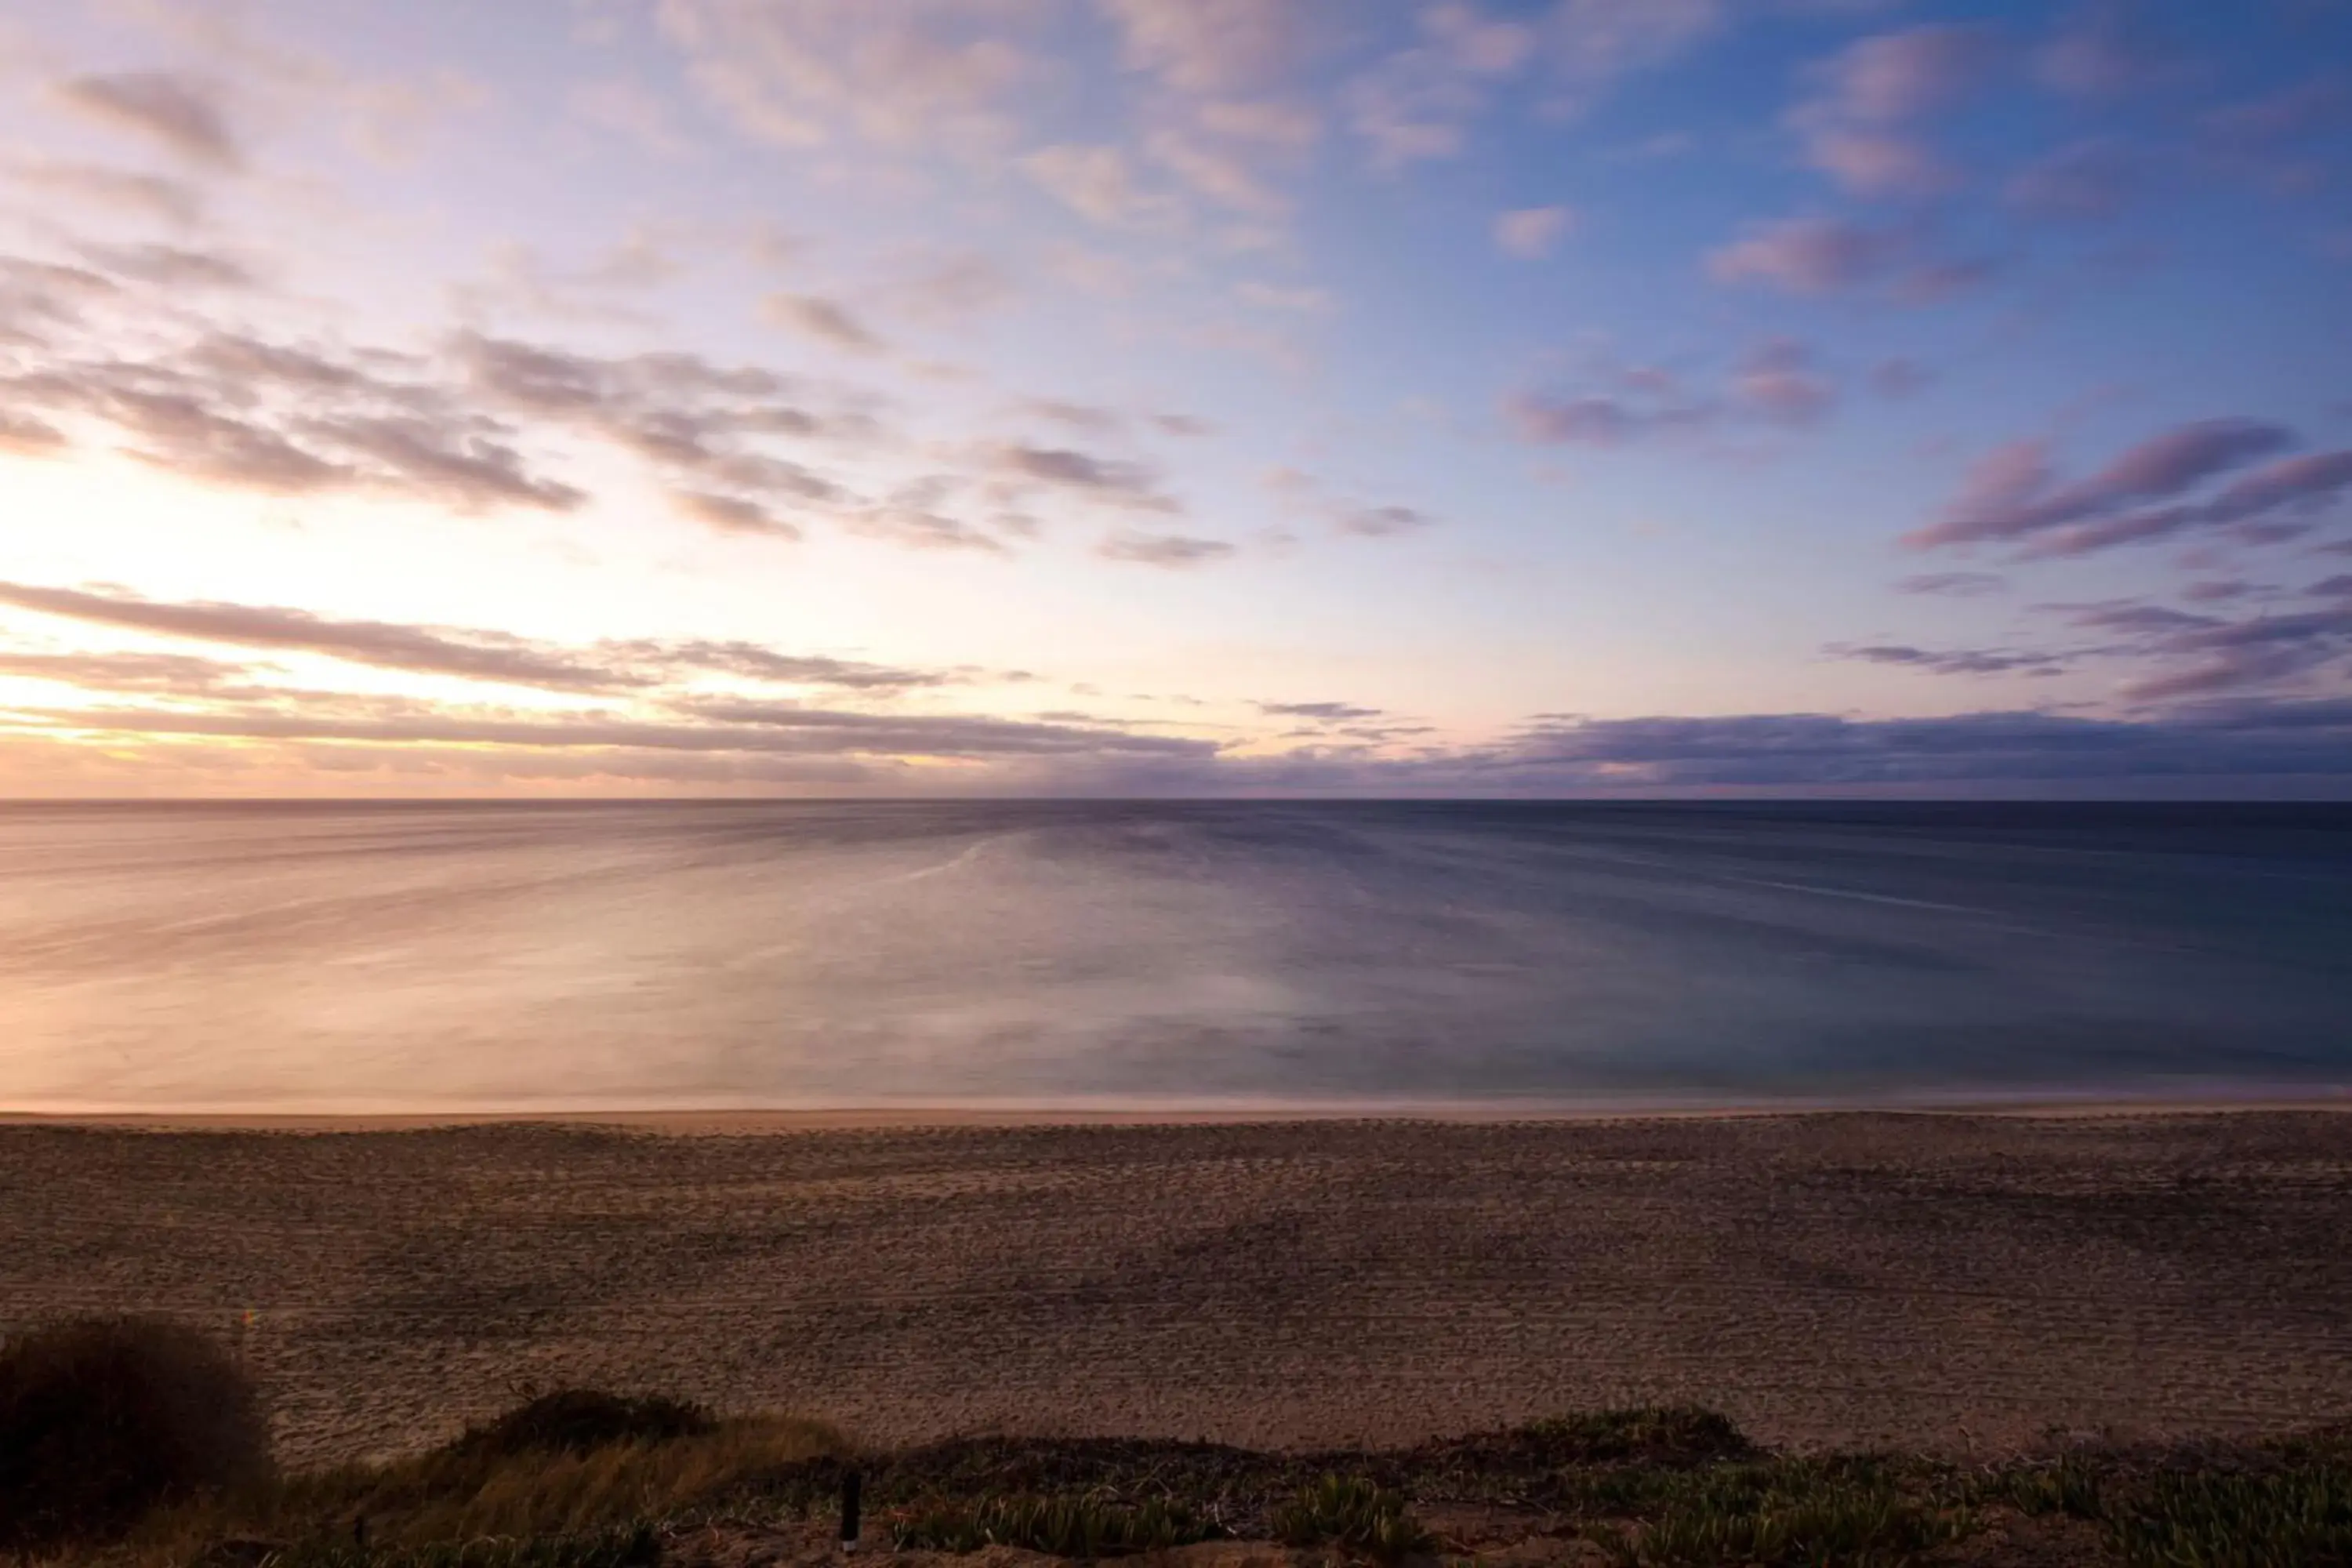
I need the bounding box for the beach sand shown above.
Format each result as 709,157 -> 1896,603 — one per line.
5,1111 -> 2350,1466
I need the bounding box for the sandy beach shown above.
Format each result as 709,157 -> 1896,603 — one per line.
5,1111 -> 2350,1468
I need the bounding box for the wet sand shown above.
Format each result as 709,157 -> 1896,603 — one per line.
5,1112 -> 2350,1466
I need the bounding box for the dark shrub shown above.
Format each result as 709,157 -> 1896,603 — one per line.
452,1391 -> 715,1459
0,1315 -> 273,1550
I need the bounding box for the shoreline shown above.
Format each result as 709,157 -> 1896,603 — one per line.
5,1090 -> 2350,1132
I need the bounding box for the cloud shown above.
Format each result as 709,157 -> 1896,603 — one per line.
1787,24 -> 1998,198
1147,129 -> 1290,216
879,250 -> 1018,324
2106,606 -> 2352,702
33,701 -> 1216,764
1706,215 -> 1900,294
986,442 -> 1180,512
568,78 -> 699,157
2199,73 -> 2350,152
2035,1 -> 2176,99
1706,214 -> 1994,303
1907,418 -> 2320,554
4,160 -> 205,225
1334,503 -> 1436,538
1730,337 -> 1835,425
1097,531 -> 1235,566
1196,97 -> 1323,150
1828,642 -> 2070,677
452,330 -> 870,529
303,412 -> 585,511
760,292 -> 889,354
0,649 -> 260,695
1098,0 -> 1324,96
53,72 -> 239,169
0,411 -> 67,453
78,242 -> 256,290
2006,138 -> 2140,221
1257,700 -> 1384,721
1234,280 -> 1333,313
1505,388 -> 1710,447
1808,24 -> 2001,125
1483,702 -> 2352,789
608,641 -> 956,690
1021,143 -> 1178,230
1508,341 -> 1841,447
2017,450 -> 2352,560
1494,205 -> 1575,259
0,581 -> 626,691
1544,0 -> 1726,105
3,318 -> 607,514
1895,570 -> 2006,597
1015,397 -> 1125,434
0,579 -> 1007,698
1870,358 -> 1934,398
670,490 -> 805,540
849,500 -> 1013,554
655,0 -> 1047,150
1799,129 -> 1956,198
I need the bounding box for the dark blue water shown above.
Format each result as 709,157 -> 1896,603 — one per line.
2,800 -> 2347,1112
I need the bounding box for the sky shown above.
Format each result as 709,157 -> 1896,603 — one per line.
0,0 -> 2349,797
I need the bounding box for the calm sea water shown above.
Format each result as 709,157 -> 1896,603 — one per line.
3,800 -> 2348,1113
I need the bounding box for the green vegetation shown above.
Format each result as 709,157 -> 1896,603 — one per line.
2106,1465 -> 2352,1567
1270,1475 -> 1431,1563
1592,1460 -> 1973,1566
7,1316 -> 2352,1566
889,1494 -> 1214,1556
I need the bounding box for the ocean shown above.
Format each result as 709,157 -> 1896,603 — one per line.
3,800 -> 2348,1114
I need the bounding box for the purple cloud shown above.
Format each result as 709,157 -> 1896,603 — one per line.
1097,531 -> 1235,567
2006,138 -> 2140,221
1910,418 -> 2299,550
1732,337 -> 1835,424
1896,570 -> 2006,597
54,73 -> 239,169
1870,358 -> 1935,398
2035,2 -> 2176,99
1812,24 -> 2002,124
1708,216 -> 1900,293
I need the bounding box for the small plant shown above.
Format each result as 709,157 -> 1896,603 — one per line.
890,1492 -> 1217,1556
1987,1455 -> 2103,1519
2107,1464 -> 2352,1567
0,1315 -> 274,1552
1599,1465 -> 1973,1568
1272,1475 -> 1432,1563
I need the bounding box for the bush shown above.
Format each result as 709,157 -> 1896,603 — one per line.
452,1392 -> 716,1459
0,1315 -> 273,1551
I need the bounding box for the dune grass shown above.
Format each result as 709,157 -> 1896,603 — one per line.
1269,1475 -> 1431,1563
2104,1464 -> 2352,1567
888,1493 -> 1215,1556
12,1317 -> 2352,1566
122,1399 -> 842,1565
